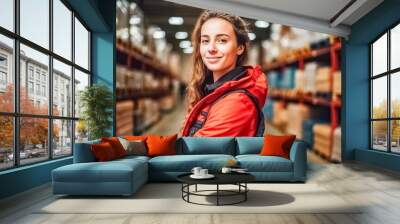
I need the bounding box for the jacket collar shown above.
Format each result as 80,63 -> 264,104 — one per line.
203,66 -> 248,95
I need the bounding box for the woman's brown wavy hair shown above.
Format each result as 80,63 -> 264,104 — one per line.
186,10 -> 250,113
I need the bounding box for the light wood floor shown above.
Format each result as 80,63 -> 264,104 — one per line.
1,156 -> 400,224
1,106 -> 400,224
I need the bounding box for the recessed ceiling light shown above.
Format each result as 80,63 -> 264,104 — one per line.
179,40 -> 191,48
183,47 -> 193,54
129,16 -> 141,25
175,31 -> 188,39
255,20 -> 269,28
153,30 -> 165,39
248,33 -> 256,41
169,17 -> 184,25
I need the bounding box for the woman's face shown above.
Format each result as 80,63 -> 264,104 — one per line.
200,18 -> 244,79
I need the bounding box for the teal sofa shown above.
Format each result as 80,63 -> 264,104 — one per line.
52,137 -> 307,196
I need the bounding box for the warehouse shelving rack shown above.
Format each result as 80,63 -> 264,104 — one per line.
116,38 -> 178,135
264,40 -> 342,161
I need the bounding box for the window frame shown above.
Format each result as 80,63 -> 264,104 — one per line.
370,20 -> 400,154
0,0 -> 92,171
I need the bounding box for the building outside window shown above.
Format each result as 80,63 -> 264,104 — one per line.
0,0 -> 91,170
0,54 -> 7,91
28,66 -> 34,80
370,22 -> 400,154
28,81 -> 34,94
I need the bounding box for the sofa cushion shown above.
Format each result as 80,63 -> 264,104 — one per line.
236,155 -> 293,172
101,137 -> 127,158
178,137 -> 235,155
148,154 -> 235,172
235,137 -> 264,155
118,138 -> 147,156
147,134 -> 177,157
260,135 -> 296,159
91,142 -> 118,161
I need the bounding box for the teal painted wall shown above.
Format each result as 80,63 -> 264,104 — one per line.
0,0 -> 116,200
91,0 -> 116,136
342,0 -> 400,171
0,158 -> 72,199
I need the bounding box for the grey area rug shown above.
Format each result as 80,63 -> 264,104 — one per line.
37,183 -> 362,214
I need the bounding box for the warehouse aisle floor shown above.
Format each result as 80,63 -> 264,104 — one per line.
143,100 -> 187,135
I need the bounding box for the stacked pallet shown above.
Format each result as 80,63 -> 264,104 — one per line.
286,103 -> 310,139
295,69 -> 305,91
315,67 -> 331,93
272,101 -> 288,131
263,98 -> 274,121
143,99 -> 161,128
116,101 -> 134,136
332,126 -> 341,162
302,119 -> 328,149
267,71 -> 280,88
333,71 -> 341,96
160,95 -> 175,111
281,67 -> 296,89
303,62 -> 317,94
313,123 -> 332,158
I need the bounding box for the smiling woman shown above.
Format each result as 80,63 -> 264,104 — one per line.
180,10 -> 268,137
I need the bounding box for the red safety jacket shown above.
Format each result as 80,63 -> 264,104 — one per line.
180,65 -> 268,137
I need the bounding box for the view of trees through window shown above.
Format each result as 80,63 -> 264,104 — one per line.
0,0 -> 91,170
371,23 -> 400,153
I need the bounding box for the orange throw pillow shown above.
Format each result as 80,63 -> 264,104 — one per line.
260,135 -> 296,159
101,137 -> 126,158
91,142 -> 117,161
146,134 -> 177,157
124,135 -> 147,141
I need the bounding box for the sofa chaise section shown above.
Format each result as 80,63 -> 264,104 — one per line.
52,142 -> 149,196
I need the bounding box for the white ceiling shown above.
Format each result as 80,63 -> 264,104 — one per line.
164,0 -> 384,38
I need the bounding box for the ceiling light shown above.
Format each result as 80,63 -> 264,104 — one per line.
129,16 -> 141,25
153,30 -> 165,39
175,31 -> 188,39
179,40 -> 191,48
248,33 -> 256,41
183,47 -> 193,54
169,17 -> 184,25
255,20 -> 269,28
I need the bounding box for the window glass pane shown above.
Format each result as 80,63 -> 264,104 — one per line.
391,24 -> 400,70
75,120 -> 88,143
20,117 -> 49,165
0,116 -> 13,170
0,35 -> 14,112
20,0 -> 49,49
0,0 -> 14,31
53,0 -> 72,60
372,121 -> 388,151
20,44 -> 49,115
74,17 -> 89,70
74,69 -> 89,118
372,76 -> 387,119
53,119 -> 72,157
53,59 -> 72,117
391,72 -> 400,118
391,120 -> 400,153
372,33 -> 387,76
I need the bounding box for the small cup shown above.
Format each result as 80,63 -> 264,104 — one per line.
221,167 -> 232,174
191,167 -> 202,176
199,169 -> 208,176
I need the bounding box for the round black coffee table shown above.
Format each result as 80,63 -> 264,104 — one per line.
177,173 -> 255,206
